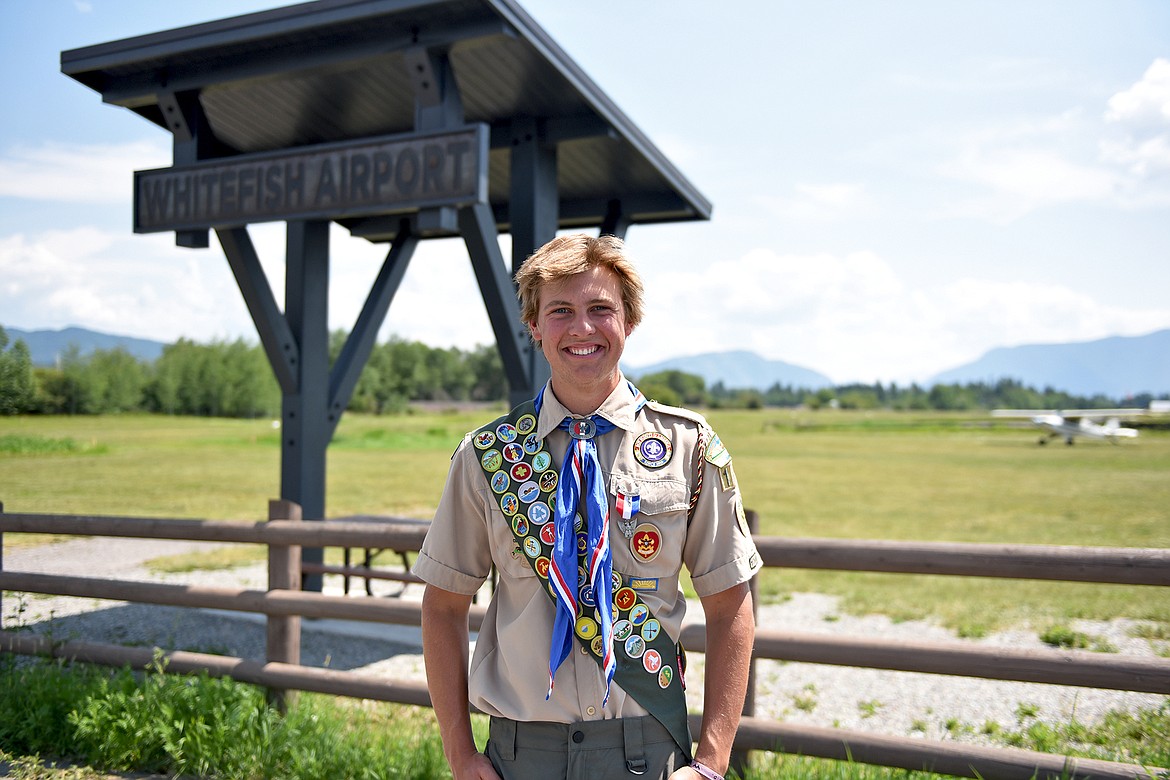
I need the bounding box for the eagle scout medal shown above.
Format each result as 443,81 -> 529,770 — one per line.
633,431 -> 672,468
630,522 -> 662,563
615,491 -> 640,538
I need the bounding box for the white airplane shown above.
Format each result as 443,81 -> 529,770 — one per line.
991,408 -> 1143,445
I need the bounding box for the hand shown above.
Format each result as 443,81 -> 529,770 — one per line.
666,766 -> 702,780
452,751 -> 501,780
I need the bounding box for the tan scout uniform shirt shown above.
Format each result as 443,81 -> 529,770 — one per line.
413,377 -> 761,724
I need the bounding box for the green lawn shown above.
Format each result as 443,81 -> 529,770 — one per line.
2,408 -> 1168,634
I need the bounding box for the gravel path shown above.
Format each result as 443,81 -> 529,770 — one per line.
4,537 -> 1167,750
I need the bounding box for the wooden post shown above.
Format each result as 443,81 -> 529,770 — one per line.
729,508 -> 759,778
267,499 -> 302,712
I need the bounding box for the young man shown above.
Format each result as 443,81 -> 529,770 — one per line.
414,234 -> 761,780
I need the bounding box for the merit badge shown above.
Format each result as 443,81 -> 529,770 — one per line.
516,414 -> 537,435
481,450 -> 503,472
511,516 -> 529,537
624,634 -> 645,658
523,433 -> 541,455
490,471 -> 510,494
575,616 -> 598,640
633,431 -> 672,469
496,423 -> 518,443
538,471 -> 558,492
643,649 -> 662,674
528,501 -> 551,525
579,583 -> 596,608
518,481 -> 540,503
501,494 -> 520,517
473,431 -> 496,449
641,618 -> 661,642
614,587 -> 638,612
630,523 -> 662,563
532,451 -> 552,472
591,634 -> 605,657
510,462 -> 533,481
523,536 -> 541,558
535,557 -> 550,578
629,604 -> 649,626
502,443 -> 524,463
540,522 -> 556,546
613,620 -> 633,641
658,665 -> 673,689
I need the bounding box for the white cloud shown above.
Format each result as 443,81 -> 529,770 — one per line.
0,140 -> 170,203
934,111 -> 1122,222
623,246 -> 1170,385
0,221 -> 498,351
1101,58 -> 1170,178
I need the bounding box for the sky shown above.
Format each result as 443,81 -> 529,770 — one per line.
1,1 -> 1169,385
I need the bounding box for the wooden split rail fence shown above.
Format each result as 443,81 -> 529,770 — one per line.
0,501 -> 1167,780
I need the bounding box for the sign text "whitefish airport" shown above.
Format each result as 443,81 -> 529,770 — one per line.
134,126 -> 488,233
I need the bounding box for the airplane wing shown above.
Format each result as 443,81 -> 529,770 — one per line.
992,408 -> 1146,420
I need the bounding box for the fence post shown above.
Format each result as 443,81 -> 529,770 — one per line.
729,508 -> 759,778
267,498 -> 302,712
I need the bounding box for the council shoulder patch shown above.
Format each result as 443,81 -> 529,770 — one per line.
704,433 -> 732,468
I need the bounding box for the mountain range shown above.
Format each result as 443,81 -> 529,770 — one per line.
926,329 -> 1170,398
5,324 -> 1168,397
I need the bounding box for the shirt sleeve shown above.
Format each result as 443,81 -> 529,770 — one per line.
411,434 -> 496,595
682,426 -> 762,597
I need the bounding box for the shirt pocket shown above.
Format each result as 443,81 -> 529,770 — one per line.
608,473 -> 689,577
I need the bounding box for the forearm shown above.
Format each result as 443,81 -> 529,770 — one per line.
421,586 -> 479,771
693,583 -> 755,774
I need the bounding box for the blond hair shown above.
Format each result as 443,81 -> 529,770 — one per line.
515,234 -> 644,330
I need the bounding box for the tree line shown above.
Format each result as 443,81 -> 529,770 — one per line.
0,325 -> 1154,417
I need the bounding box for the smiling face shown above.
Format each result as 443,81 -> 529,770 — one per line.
529,264 -> 635,415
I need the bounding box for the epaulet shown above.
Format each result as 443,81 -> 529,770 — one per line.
643,398 -> 711,430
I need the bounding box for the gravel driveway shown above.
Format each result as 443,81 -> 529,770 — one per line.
4,536 -> 1167,749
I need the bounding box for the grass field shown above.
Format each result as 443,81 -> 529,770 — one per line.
2,408 -> 1168,636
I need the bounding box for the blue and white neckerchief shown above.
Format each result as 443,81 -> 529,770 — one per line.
534,381 -> 646,703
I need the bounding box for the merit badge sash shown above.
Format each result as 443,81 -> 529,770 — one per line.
473,400 -> 692,758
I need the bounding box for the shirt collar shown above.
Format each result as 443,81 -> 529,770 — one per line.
535,375 -> 639,439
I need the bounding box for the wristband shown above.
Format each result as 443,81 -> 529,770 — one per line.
689,760 -> 724,780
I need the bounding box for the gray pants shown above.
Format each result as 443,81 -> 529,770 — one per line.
487,715 -> 688,780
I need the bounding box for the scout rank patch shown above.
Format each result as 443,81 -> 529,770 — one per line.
474,407 -> 681,693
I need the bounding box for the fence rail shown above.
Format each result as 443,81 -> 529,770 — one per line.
1,505 -> 1166,780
